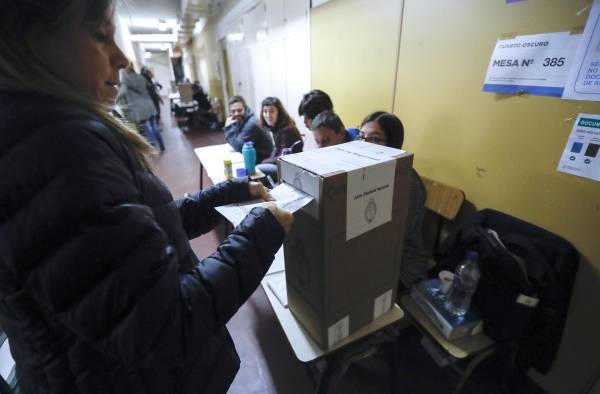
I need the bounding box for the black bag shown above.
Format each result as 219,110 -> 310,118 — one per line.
435,225 -> 540,343
434,209 -> 578,374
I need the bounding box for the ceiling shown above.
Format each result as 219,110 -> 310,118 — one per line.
119,0 -> 181,20
117,0 -> 216,48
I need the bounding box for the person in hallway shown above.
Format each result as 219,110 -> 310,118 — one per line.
118,63 -> 165,151
140,66 -> 163,124
192,81 -> 212,112
0,1 -> 294,393
359,111 -> 429,288
256,97 -> 303,182
224,95 -> 274,162
310,110 -> 359,148
191,82 -> 218,129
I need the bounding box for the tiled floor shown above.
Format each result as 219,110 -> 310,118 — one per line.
150,110 -> 546,394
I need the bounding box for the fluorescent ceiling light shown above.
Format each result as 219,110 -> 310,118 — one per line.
256,30 -> 267,41
130,34 -> 178,42
157,20 -> 169,32
142,43 -> 172,51
193,18 -> 207,35
226,33 -> 244,42
128,18 -> 178,30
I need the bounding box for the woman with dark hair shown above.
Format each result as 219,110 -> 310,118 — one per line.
0,1 -> 293,392
360,111 -> 430,288
256,97 -> 303,182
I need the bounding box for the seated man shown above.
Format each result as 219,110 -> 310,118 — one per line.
310,110 -> 359,148
191,83 -> 218,129
224,95 -> 274,162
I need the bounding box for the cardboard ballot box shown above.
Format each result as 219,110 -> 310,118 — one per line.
278,141 -> 413,349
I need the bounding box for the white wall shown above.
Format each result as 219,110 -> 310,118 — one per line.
144,52 -> 174,97
216,0 -> 311,129
182,50 -> 195,83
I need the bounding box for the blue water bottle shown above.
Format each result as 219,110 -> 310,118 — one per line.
242,141 -> 256,174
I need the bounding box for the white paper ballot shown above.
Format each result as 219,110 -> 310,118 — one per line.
267,277 -> 288,307
215,182 -> 314,227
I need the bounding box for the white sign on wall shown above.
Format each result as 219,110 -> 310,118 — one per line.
562,0 -> 600,101
483,32 -> 581,97
557,113 -> 600,182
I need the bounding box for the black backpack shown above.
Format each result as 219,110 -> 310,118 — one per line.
434,209 -> 578,374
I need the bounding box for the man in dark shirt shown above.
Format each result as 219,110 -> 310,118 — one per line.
223,95 -> 273,162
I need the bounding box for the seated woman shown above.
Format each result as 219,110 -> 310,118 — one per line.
359,112 -> 430,289
257,97 -> 303,182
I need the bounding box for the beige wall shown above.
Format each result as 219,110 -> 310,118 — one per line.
191,19 -> 225,104
312,0 -> 599,393
311,0 -> 403,128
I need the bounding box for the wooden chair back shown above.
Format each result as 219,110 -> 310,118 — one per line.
421,176 -> 465,221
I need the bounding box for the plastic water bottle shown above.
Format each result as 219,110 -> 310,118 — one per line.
445,251 -> 481,316
242,141 -> 256,174
223,156 -> 233,180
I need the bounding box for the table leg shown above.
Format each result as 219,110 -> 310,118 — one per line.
452,347 -> 496,394
315,353 -> 341,394
384,341 -> 401,394
312,330 -> 400,394
200,163 -> 204,190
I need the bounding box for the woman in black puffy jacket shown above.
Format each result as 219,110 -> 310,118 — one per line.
0,1 -> 293,393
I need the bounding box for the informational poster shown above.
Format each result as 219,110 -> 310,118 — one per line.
557,114 -> 600,182
562,0 -> 600,101
483,32 -> 581,97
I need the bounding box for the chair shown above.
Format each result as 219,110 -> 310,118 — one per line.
177,83 -> 194,103
290,139 -> 304,153
420,176 -> 465,248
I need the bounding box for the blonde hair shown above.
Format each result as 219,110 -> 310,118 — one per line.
0,0 -> 154,169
